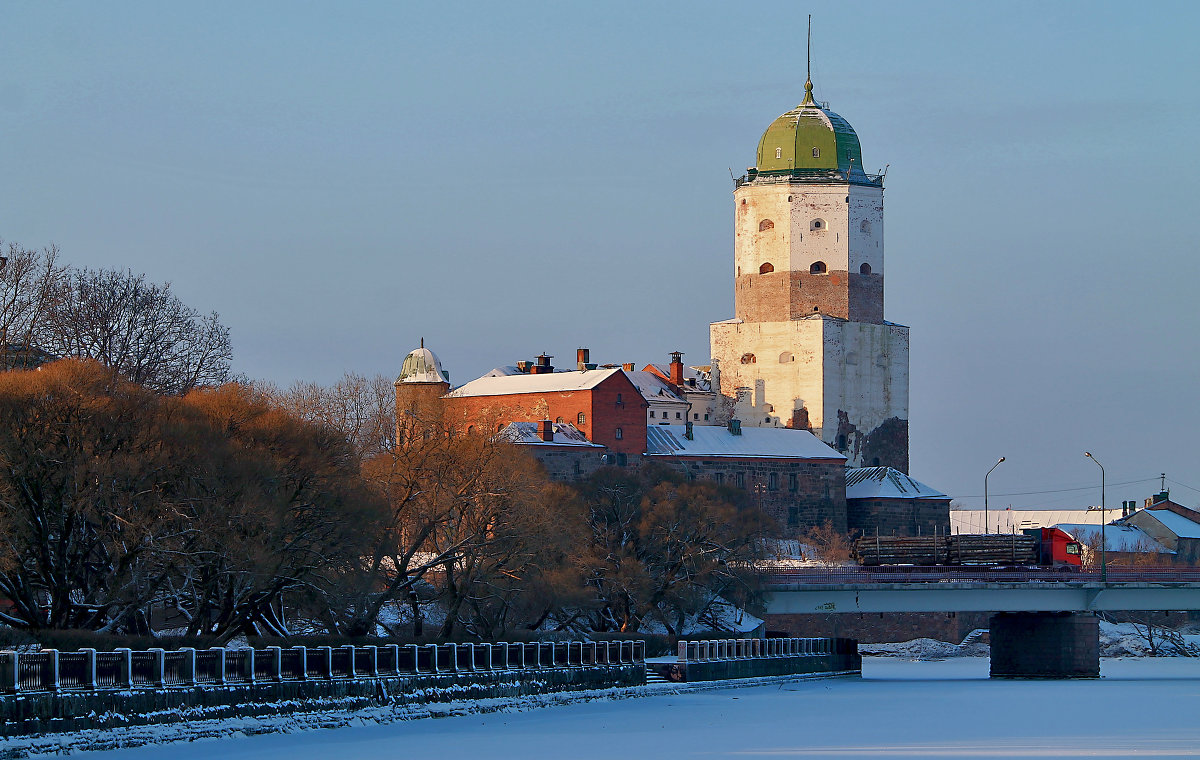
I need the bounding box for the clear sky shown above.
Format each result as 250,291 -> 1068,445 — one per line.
3,1 -> 1198,510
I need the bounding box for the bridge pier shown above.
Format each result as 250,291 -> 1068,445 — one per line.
989,612 -> 1099,679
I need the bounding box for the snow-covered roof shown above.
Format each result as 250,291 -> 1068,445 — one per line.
1141,509 -> 1200,539
1054,523 -> 1174,553
845,467 -> 949,501
950,509 -> 1110,536
626,370 -> 687,405
447,367 -> 622,398
645,424 -> 844,460
396,346 -> 449,384
499,422 -> 603,447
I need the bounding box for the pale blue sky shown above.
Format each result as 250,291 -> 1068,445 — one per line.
3,1 -> 1198,509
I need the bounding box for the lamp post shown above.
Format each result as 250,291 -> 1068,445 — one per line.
1084,452 -> 1106,582
984,457 -> 1005,535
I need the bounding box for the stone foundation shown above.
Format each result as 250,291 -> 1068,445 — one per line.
989,612 -> 1099,679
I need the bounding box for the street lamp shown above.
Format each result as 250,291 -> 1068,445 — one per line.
984,457 -> 1005,534
1084,452 -> 1107,582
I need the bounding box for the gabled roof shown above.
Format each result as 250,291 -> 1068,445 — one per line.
645,424 -> 844,460
499,422 -> 603,448
845,467 -> 949,500
1139,508 -> 1200,539
447,367 -> 623,398
1054,523 -> 1175,553
625,370 -> 687,405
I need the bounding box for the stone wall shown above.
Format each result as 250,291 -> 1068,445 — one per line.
653,455 -> 847,535
847,496 -> 951,538
522,444 -> 609,482
765,611 -> 991,644
0,665 -> 643,738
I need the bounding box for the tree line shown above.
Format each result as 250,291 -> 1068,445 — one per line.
0,241 -> 768,641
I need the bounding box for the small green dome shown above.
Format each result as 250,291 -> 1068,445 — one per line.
755,83 -> 864,174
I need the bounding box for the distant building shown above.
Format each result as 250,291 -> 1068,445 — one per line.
0,344 -> 55,372
845,467 -> 950,538
498,420 -> 606,482
1124,502 -> 1200,565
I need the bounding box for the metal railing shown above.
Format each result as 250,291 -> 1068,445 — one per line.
0,640 -> 647,694
763,567 -> 1200,586
676,638 -> 851,662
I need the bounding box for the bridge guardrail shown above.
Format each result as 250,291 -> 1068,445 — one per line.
763,568 -> 1200,586
0,640 -> 646,695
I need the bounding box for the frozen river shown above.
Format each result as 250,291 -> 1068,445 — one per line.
81,657 -> 1200,759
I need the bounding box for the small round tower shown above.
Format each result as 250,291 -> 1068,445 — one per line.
395,339 -> 450,442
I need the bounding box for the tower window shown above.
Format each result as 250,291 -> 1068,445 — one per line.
812,147 -> 820,158
810,261 -> 826,274
758,219 -> 774,231
860,219 -> 872,234
759,262 -> 774,274
740,353 -> 756,364
614,427 -> 623,440
860,263 -> 872,275
775,147 -> 782,159
779,352 -> 794,363
810,219 -> 825,231
577,412 -> 586,425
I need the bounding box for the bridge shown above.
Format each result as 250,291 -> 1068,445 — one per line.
762,568 -> 1200,678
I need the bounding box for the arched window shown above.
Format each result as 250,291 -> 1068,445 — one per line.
860,219 -> 872,234
775,147 -> 782,159
555,416 -> 564,423
810,218 -> 825,231
810,261 -> 827,274
812,147 -> 820,158
759,262 -> 774,274
859,262 -> 872,275
577,412 -> 586,425
758,219 -> 774,231
614,427 -> 624,440
740,353 -> 756,365
779,351 -> 794,363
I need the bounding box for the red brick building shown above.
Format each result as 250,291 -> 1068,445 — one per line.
442,365 -> 647,457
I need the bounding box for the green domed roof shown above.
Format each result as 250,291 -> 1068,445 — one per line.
755,81 -> 864,174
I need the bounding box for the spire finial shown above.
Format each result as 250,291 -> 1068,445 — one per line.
801,14 -> 816,106
420,336 -> 424,348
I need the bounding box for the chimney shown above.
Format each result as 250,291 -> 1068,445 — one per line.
532,353 -> 554,374
516,360 -> 532,373
668,351 -> 684,386
538,419 -> 554,442
577,347 -> 591,370
621,362 -> 635,372
684,421 -> 694,440
727,418 -> 742,436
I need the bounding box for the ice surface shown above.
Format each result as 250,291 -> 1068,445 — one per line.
42,657 -> 1200,760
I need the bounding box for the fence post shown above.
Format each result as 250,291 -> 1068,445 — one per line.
80,648 -> 97,690
211,648 -> 226,685
181,648 -> 196,686
290,646 -> 307,681
149,648 -> 165,688
114,648 -> 132,687
0,652 -> 16,693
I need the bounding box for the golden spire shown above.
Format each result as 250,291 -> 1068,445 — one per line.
801,14 -> 816,107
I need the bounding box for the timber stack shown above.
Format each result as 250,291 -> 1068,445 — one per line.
855,534 -> 1039,566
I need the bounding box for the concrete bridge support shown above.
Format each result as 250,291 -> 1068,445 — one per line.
989,612 -> 1099,679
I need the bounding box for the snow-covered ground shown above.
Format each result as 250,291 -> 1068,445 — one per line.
861,621 -> 1200,659
48,657 -> 1200,760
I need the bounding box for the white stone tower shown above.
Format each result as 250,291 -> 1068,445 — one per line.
710,75 -> 910,472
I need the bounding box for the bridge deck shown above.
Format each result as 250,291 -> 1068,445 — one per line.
763,569 -> 1200,614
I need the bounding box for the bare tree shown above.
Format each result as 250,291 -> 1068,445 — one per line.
38,267 -> 231,394
0,241 -> 63,369
271,372 -> 396,459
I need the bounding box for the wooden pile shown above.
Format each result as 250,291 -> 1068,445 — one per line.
855,533 -> 1039,566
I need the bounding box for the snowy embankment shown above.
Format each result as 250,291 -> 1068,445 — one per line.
22,658 -> 1200,760
861,620 -> 1200,660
